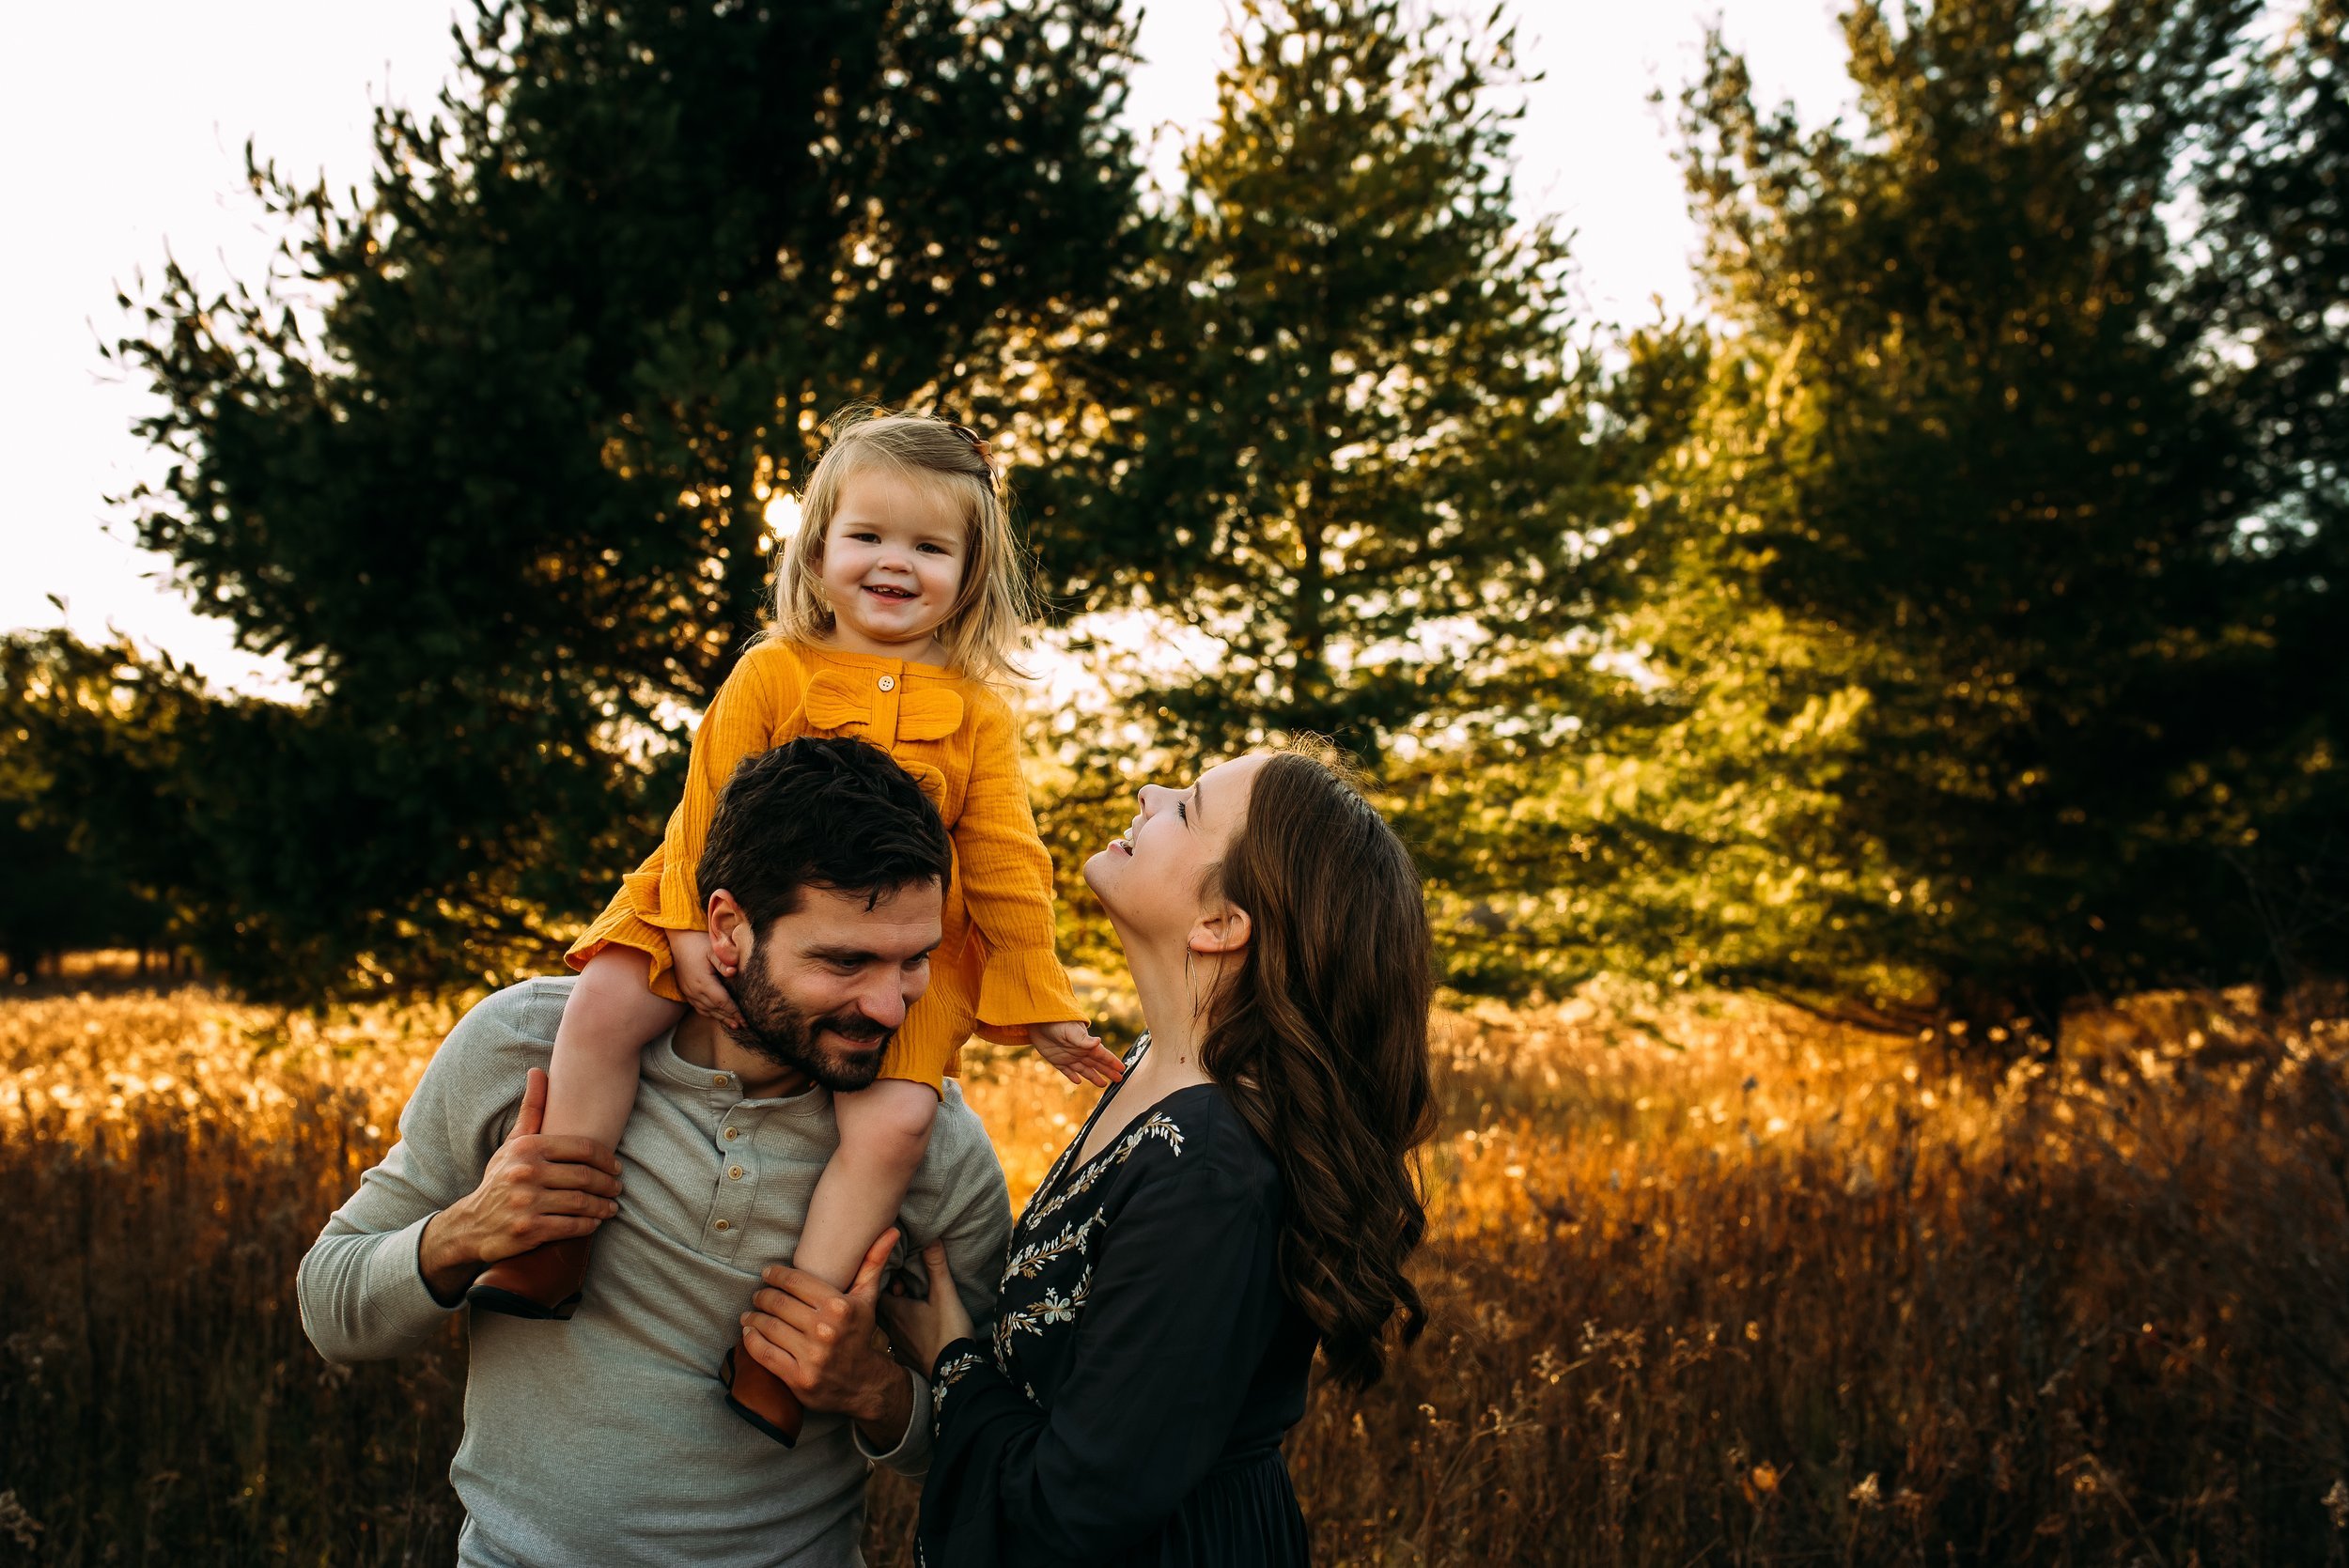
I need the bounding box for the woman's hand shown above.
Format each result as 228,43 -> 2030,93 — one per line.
1030,1019 -> 1126,1088
667,927 -> 745,1032
879,1239 -> 977,1376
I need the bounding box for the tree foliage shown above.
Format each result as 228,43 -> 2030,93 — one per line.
1034,0 -> 1607,761
2,633 -> 207,977
1515,0 -> 2344,1029
2190,0 -> 2349,981
110,0 -> 1142,995
25,0 -> 2346,1014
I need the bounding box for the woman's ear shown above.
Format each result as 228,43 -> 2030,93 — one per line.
707,889 -> 752,978
1188,901 -> 1253,959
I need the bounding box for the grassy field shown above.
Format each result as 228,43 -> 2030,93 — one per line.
2,976 -> 2345,1565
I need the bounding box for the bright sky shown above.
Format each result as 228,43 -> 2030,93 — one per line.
0,0 -> 1856,696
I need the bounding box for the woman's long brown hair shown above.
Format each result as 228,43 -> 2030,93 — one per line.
1199,744 -> 1437,1388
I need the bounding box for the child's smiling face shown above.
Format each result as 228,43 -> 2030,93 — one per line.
817,463 -> 969,658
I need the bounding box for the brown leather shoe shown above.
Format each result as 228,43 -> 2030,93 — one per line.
721,1334 -> 804,1446
467,1236 -> 593,1320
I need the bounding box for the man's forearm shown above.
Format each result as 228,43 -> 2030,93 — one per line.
417,1206 -> 487,1306
296,1215 -> 465,1364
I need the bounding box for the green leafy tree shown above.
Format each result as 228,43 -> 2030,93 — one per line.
2190,0 -> 2349,982
1520,0 -> 2328,1030
113,0 -> 1142,996
1390,319 -> 1714,994
0,633 -> 206,977
1031,0 -> 1606,761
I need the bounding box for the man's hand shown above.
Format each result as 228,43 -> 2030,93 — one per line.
669,927 -> 746,1032
739,1229 -> 913,1452
417,1067 -> 624,1303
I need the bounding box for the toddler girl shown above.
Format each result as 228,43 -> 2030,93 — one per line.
467,409 -> 1118,1445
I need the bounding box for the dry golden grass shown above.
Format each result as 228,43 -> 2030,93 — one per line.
3,980 -> 2346,1564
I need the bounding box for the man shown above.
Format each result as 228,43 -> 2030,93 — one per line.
298,737 -> 1012,1566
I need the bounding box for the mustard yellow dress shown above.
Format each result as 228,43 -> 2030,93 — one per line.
567,639 -> 1081,1089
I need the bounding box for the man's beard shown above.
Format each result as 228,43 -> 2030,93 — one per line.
721,959 -> 894,1094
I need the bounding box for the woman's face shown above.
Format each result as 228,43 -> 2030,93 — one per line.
1084,753 -> 1269,943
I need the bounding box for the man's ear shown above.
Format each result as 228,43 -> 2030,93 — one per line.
1187,900 -> 1252,959
707,889 -> 752,978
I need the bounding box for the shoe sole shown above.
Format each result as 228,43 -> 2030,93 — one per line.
466,1286 -> 581,1321
725,1391 -> 800,1448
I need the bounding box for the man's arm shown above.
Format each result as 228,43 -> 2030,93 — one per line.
415,1067 -> 623,1299
296,983 -> 619,1362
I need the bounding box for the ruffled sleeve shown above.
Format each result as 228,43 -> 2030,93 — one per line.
952,689 -> 1083,1040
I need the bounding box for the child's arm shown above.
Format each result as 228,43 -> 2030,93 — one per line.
954,694 -> 1124,1084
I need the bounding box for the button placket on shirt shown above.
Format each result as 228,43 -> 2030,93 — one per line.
703,1075 -> 757,1259
871,665 -> 903,740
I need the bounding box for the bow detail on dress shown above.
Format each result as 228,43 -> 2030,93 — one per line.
800,668 -> 966,741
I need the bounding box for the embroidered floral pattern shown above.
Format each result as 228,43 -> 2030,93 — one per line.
1016,1032 -> 1151,1213
1018,1113 -> 1185,1234
981,1033 -> 1179,1410
994,1266 -> 1092,1358
930,1346 -> 992,1437
1003,1215 -> 1103,1281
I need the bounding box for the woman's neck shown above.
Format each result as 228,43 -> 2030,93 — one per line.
1121,936 -> 1224,1091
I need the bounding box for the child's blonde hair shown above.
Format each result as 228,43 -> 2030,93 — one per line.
770,406 -> 1035,683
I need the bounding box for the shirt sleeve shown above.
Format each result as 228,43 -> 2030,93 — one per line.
915,1126 -> 1286,1563
954,691 -> 1083,1039
646,643 -> 801,930
294,984 -> 555,1363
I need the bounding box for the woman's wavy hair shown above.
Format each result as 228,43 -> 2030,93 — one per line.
1198,740 -> 1436,1388
768,405 -> 1034,683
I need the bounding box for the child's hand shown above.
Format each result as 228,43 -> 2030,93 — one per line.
1030,1019 -> 1125,1088
668,928 -> 746,1032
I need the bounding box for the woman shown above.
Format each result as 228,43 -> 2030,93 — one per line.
878,744 -> 1437,1565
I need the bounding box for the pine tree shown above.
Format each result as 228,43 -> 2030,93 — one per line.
2190,0 -> 2349,981
1536,0 -> 2314,1032
111,0 -> 1141,996
1031,0 -> 1604,761
0,633 -> 206,978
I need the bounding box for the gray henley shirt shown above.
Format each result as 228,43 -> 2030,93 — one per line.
296,976 -> 1013,1567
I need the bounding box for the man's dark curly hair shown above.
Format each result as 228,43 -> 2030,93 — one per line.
693,736 -> 952,933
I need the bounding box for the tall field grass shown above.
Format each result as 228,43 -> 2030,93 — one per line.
2,980 -> 2345,1564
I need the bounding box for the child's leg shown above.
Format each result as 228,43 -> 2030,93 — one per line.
544,946 -> 688,1153
793,1079 -> 940,1289
470,946 -> 684,1318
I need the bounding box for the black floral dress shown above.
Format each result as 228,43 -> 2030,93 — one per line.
917,1043 -> 1318,1566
